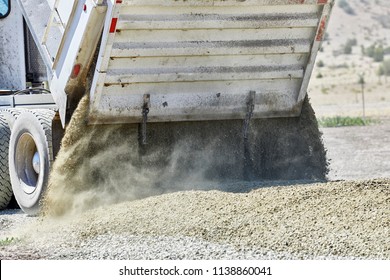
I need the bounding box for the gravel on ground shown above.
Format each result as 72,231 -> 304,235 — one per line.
1,179 -> 389,260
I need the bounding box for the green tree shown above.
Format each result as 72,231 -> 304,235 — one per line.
384,59 -> 390,75
317,60 -> 325,67
373,45 -> 384,62
364,44 -> 385,61
344,44 -> 352,54
338,0 -> 356,15
378,65 -> 385,76
366,44 -> 375,58
378,59 -> 390,82
343,38 -> 357,55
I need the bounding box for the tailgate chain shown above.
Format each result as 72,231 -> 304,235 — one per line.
140,94 -> 150,145
243,91 -> 255,139
243,91 -> 255,180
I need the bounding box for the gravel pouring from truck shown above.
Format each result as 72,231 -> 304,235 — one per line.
0,0 -> 334,214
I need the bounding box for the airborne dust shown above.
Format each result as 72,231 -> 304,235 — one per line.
43,95 -> 328,216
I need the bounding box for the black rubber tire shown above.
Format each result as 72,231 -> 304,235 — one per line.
0,115 -> 12,210
0,109 -> 22,130
0,109 -> 25,210
9,110 -> 55,215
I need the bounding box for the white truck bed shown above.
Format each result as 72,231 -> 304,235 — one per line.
18,0 -> 334,125
89,0 -> 333,124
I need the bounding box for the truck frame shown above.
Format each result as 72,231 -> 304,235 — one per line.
0,0 -> 334,214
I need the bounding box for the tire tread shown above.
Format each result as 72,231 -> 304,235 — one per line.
7,109 -> 56,214
0,115 -> 12,209
30,110 -> 55,162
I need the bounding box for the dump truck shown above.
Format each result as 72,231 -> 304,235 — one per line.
0,0 -> 334,215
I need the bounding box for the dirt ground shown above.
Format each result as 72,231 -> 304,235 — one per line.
320,118 -> 390,180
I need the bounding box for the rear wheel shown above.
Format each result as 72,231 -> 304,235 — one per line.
1,109 -> 24,209
0,115 -> 12,210
9,110 -> 55,215
0,109 -> 22,129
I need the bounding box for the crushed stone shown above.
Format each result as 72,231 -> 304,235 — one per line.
1,179 -> 389,259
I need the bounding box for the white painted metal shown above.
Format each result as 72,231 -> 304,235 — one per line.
0,0 -> 26,90
41,0 -> 68,66
41,0 -> 106,125
89,0 -> 334,124
0,94 -> 56,110
6,0 -> 333,125
16,0 -> 107,125
298,3 -> 333,103
45,0 -> 81,27
41,0 -> 84,71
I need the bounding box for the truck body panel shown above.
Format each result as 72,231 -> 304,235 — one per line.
11,0 -> 333,125
16,0 -> 106,125
0,1 -> 26,90
88,0 -> 332,124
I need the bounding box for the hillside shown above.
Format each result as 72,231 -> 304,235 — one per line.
309,0 -> 390,118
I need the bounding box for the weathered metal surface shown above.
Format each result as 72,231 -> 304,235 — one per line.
89,0 -> 333,124
24,24 -> 48,83
0,0 -> 26,90
17,0 -> 61,70
0,94 -> 56,110
16,0 -> 107,126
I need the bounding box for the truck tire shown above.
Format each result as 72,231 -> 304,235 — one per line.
0,109 -> 22,129
0,109 -> 24,210
0,115 -> 12,210
9,110 -> 55,215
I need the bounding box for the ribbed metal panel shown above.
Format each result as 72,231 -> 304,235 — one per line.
89,0 -> 333,124
24,24 -> 48,83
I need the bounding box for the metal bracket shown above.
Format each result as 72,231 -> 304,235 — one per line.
10,95 -> 15,108
243,91 -> 256,139
140,94 -> 150,145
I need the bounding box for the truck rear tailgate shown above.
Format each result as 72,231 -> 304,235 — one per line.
89,0 -> 333,124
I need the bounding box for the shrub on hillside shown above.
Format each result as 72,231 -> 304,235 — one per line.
343,38 -> 357,55
364,44 -> 385,62
338,0 -> 356,15
378,59 -> 390,77
317,60 -> 325,67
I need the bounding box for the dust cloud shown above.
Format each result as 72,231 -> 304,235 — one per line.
43,95 -> 328,216
43,96 -> 224,216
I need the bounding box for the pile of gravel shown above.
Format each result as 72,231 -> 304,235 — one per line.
1,179 -> 389,259
43,94 -> 328,217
